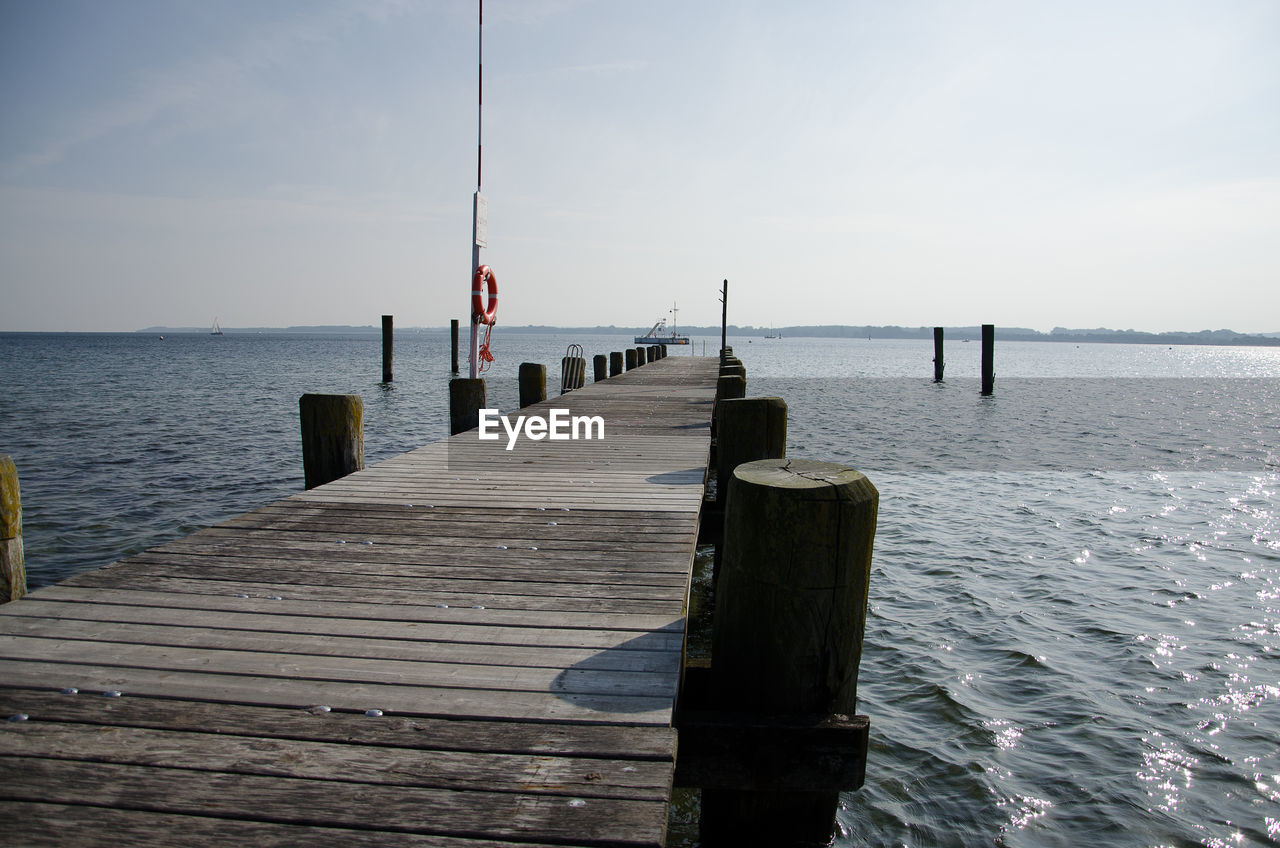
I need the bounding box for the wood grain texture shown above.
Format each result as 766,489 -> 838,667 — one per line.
0,355 -> 719,846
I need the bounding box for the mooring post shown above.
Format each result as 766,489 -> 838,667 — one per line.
593,354 -> 607,382
518,363 -> 546,408
981,324 -> 995,395
712,374 -> 747,439
933,326 -> 944,382
625,349 -> 638,371
381,315 -> 393,382
610,351 -> 624,376
450,319 -> 460,374
635,346 -> 647,366
449,378 -> 486,435
299,394 -> 365,490
716,398 -> 787,505
702,458 -> 878,845
1,455 -> 26,603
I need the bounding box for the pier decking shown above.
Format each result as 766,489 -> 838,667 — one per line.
0,355 -> 719,847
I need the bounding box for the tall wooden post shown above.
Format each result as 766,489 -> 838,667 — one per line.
450,319 -> 460,374
704,458 -> 878,845
518,363 -> 546,408
593,354 -> 607,382
610,351 -> 624,377
635,347 -> 647,366
981,324 -> 995,395
381,315 -> 393,382
299,394 -> 365,490
1,455 -> 26,603
449,378 -> 486,435
933,327 -> 944,382
721,279 -> 728,361
625,349 -> 638,371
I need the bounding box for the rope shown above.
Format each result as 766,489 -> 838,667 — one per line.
477,321 -> 495,373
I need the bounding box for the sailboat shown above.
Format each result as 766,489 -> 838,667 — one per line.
211,318 -> 224,335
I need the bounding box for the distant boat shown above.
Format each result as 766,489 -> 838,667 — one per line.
634,302 -> 690,345
211,318 -> 224,335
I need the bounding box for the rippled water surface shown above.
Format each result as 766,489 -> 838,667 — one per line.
2,332 -> 1278,847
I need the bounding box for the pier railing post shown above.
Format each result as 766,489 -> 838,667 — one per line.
299,394 -> 365,490
519,363 -> 546,408
381,315 -> 393,382
610,351 -> 624,377
1,455 -> 26,603
933,326 -> 944,382
449,378 -> 486,435
593,354 -> 607,382
703,458 -> 878,845
636,346 -> 647,366
981,324 -> 995,395
450,319 -> 460,374
625,349 -> 638,371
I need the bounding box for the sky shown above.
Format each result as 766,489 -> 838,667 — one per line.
1,0 -> 1277,333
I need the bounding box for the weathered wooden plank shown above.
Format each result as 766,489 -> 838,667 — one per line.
11,586 -> 688,632
0,757 -> 670,847
0,689 -> 676,759
2,722 -> 672,800
120,551 -> 694,586
57,573 -> 686,616
0,661 -> 673,724
82,561 -> 690,604
0,802 -> 575,848
0,600 -> 685,653
0,618 -> 681,673
0,636 -> 680,699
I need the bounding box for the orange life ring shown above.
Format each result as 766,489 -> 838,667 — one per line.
471,265 -> 498,325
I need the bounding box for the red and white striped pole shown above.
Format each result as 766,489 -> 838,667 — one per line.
469,0 -> 484,378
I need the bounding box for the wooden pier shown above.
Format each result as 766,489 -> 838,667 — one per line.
0,355 -> 719,847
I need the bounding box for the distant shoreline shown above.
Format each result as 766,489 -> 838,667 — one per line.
129,324 -> 1280,347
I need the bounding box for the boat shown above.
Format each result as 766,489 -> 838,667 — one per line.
634,303 -> 690,345
211,318 -> 224,335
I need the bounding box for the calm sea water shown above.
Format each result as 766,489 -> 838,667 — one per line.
1,331 -> 1278,847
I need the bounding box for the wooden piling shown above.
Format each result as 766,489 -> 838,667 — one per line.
450,319 -> 460,374
636,347 -> 647,366
933,327 -> 944,382
518,363 -> 546,408
703,458 -> 878,845
299,394 -> 365,491
716,398 -> 787,504
981,324 -> 995,395
449,378 -> 486,435
381,315 -> 393,382
593,354 -> 607,382
1,455 -> 26,603
610,351 -> 624,377
625,349 -> 638,371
